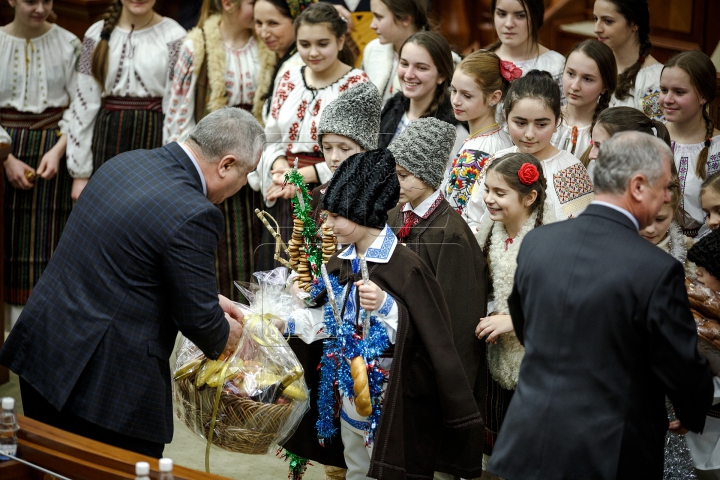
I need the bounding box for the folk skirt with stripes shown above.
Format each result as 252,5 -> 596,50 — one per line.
2,111 -> 73,304
483,364 -> 515,456
91,96 -> 163,171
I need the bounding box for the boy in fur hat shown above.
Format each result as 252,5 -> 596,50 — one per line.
387,118 -> 489,455
285,149 -> 485,480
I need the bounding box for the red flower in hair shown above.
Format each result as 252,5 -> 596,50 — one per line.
518,163 -> 540,185
500,60 -> 523,82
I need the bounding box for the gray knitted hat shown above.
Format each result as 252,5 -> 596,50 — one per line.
318,82 -> 381,152
388,118 -> 456,190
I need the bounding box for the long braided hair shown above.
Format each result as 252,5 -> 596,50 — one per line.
604,0 -> 652,101
90,0 -> 124,91
663,50 -> 717,180
481,152 -> 547,255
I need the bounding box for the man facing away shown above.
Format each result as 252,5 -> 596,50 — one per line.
488,131 -> 714,479
0,108 -> 265,458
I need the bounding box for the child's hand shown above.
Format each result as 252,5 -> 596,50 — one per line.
476,314 -> 514,343
354,280 -> 384,312
291,280 -> 302,296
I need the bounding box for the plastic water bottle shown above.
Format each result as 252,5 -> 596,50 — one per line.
0,397 -> 18,461
135,461 -> 151,480
159,457 -> 174,479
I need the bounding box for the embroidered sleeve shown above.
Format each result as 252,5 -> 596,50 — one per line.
163,41 -> 198,144
375,292 -> 398,344
552,163 -> 594,218
66,34 -> 103,178
640,87 -> 663,122
59,36 -> 82,137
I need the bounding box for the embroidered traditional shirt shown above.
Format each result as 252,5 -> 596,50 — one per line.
610,63 -> 664,122
673,137 -> 720,229
0,25 -> 81,136
552,121 -> 592,157
66,18 -> 186,178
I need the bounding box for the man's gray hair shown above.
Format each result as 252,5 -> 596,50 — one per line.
593,131 -> 672,195
188,107 -> 265,165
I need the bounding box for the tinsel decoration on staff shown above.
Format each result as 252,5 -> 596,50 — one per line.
284,158 -> 324,291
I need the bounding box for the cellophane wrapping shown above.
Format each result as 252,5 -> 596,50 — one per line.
172,267 -> 310,454
687,279 -> 720,375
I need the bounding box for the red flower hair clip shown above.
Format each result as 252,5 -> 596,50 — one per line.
500,60 -> 523,82
518,163 -> 540,185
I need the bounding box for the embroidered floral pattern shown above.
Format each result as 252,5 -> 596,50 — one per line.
553,163 -> 594,205
297,99 -> 308,119
641,89 -> 663,121
312,98 -> 322,117
446,149 -> 490,215
166,38 -> 183,81
78,36 -> 96,76
289,122 -> 299,141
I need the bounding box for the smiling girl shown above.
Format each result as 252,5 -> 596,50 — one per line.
466,70 -> 594,231
66,0 -> 186,200
592,0 -> 663,121
701,174 -> 720,233
378,31 -> 467,163
474,152 -> 552,467
251,3 -> 368,268
1,0 -> 80,312
488,0 -> 565,93
660,50 -> 720,237
552,39 -> 616,159
446,51 -> 514,219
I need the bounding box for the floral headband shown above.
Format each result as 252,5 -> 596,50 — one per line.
500,60 -> 523,82
518,163 -> 540,186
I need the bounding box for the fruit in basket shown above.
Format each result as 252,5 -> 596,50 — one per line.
174,356 -> 205,381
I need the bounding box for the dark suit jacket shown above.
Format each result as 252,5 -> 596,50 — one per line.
0,142 -> 229,444
488,204 -> 714,480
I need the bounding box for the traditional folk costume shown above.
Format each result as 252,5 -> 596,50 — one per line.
286,149 -> 485,480
444,126 -> 513,221
66,18 -> 185,179
610,63 -> 664,122
0,25 -> 81,305
551,120 -> 591,159
378,92 -> 468,167
673,137 -> 720,237
163,14 -> 265,299
686,235 -> 720,478
465,146 -> 594,233
249,65 -> 369,270
385,118 -> 489,421
474,204 -> 554,466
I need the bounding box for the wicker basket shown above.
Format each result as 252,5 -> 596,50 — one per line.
176,376 -> 294,454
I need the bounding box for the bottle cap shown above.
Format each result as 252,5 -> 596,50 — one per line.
2,397 -> 14,410
136,461 -> 150,475
159,458 -> 173,472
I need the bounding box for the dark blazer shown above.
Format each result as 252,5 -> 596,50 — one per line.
0,142 -> 229,444
488,204 -> 714,480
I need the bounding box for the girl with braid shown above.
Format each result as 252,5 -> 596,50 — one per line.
593,0 -> 663,121
474,153 -> 552,469
552,39 -> 616,159
660,50 -> 720,237
1,0 -> 80,316
66,0 -> 185,200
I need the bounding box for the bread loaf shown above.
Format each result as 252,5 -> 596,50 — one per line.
350,356 -> 372,417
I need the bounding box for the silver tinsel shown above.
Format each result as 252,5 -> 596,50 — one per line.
665,398 -> 697,479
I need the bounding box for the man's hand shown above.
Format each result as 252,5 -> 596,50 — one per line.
668,420 -> 689,435
355,280 -> 384,311
218,294 -> 243,322
223,312 -> 243,356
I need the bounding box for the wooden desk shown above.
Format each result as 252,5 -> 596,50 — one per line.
0,415 -> 232,479
0,143 -> 9,386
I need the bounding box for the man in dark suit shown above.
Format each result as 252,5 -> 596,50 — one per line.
488,131 -> 714,479
0,108 -> 265,458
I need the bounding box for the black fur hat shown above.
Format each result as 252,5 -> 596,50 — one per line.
321,148 -> 400,229
689,229 -> 720,280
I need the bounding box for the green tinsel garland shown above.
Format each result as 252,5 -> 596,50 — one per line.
284,166 -> 323,280
277,447 -> 310,480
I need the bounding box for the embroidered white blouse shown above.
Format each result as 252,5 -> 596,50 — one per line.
443,127 -> 513,221
0,25 -> 81,136
551,121 -> 592,158
673,137 -> 720,228
250,65 -> 369,205
164,36 -> 260,143
466,146 -> 594,232
66,18 -> 186,178
610,63 -> 664,122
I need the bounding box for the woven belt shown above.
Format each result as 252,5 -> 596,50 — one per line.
0,107 -> 64,130
286,150 -> 324,169
103,96 -> 163,112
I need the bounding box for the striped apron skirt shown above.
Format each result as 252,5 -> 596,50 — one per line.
1,107 -> 72,304
91,96 -> 163,171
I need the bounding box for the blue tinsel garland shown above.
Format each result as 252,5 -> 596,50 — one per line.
312,270 -> 390,446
